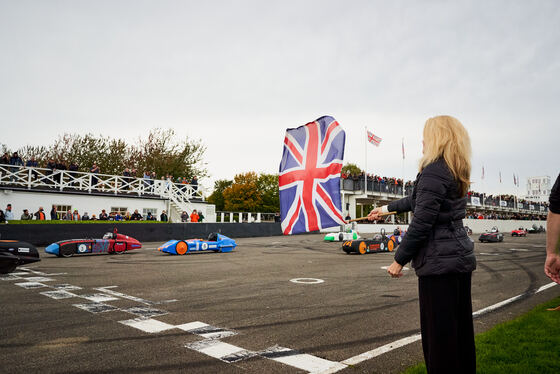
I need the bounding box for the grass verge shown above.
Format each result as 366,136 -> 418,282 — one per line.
402,295 -> 560,373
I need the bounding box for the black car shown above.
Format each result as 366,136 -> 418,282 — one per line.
479,227 -> 504,243
342,228 -> 396,254
527,224 -> 546,234
0,240 -> 41,274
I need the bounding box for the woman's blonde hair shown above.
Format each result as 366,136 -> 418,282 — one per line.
419,115 -> 471,196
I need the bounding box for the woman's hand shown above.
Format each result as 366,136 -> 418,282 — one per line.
367,207 -> 383,221
387,261 -> 404,278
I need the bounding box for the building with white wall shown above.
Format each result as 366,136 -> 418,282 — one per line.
525,175 -> 552,203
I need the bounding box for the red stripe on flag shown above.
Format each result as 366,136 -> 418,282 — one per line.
284,137 -> 303,164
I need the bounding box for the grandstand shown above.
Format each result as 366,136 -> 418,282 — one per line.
0,164 -> 215,222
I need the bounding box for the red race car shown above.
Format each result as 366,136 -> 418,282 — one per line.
45,229 -> 142,257
511,227 -> 527,237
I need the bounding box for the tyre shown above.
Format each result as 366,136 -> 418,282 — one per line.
358,242 -> 367,255
338,233 -> 344,241
60,244 -> 75,258
387,239 -> 395,252
175,241 -> 188,255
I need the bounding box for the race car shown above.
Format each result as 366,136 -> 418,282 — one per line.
324,229 -> 359,242
0,240 -> 41,274
158,233 -> 236,255
527,225 -> 546,234
388,227 -> 406,245
45,229 -> 142,258
511,227 -> 527,237
479,227 -> 504,242
342,228 -> 396,255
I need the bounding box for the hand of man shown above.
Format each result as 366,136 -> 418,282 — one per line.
544,253 -> 560,284
387,260 -> 404,278
367,207 -> 383,221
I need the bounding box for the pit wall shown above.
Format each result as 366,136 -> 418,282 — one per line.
321,219 -> 547,235
0,222 -> 282,247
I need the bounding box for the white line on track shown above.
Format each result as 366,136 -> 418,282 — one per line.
321,282 -> 558,373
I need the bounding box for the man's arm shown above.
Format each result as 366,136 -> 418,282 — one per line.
545,211 -> 560,284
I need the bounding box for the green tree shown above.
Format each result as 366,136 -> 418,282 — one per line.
223,172 -> 262,212
207,179 -> 233,211
342,163 -> 362,176
257,173 -> 279,212
11,128 -> 207,179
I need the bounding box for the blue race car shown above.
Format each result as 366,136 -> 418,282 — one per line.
157,233 -> 236,255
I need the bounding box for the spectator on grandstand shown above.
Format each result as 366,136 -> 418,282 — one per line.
99,209 -> 108,220
122,168 -> 131,190
198,211 -> 204,222
72,210 -> 80,220
131,209 -> 143,220
90,214 -> 97,220
69,161 -> 79,186
4,204 -> 14,220
114,212 -> 123,221
82,212 -> 90,220
160,210 -> 168,222
123,211 -> 132,220
90,163 -> 100,187
0,152 -> 9,165
26,156 -> 39,180
190,209 -> 199,223
143,171 -> 151,188
63,210 -> 72,220
50,205 -> 59,220
145,212 -> 156,221
0,209 -> 5,223
34,207 -> 46,220
191,176 -> 198,192
9,152 -> 23,181
21,209 -> 33,220
181,211 -> 189,222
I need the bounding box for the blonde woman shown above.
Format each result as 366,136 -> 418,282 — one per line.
368,115 -> 476,373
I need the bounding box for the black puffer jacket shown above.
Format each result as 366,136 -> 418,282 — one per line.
388,158 -> 476,276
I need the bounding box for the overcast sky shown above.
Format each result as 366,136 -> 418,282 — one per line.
1,0 -> 558,196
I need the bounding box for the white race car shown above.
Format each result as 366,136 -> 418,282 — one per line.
324,229 -> 360,242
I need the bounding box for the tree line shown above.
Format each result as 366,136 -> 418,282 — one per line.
208,172 -> 279,213
1,128 -> 207,180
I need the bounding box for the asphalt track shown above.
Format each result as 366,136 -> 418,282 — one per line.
2,233 -> 558,374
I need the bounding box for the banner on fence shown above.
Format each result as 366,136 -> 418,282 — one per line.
499,200 -> 507,207
471,196 -> 481,206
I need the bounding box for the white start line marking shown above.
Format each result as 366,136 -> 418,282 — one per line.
290,278 -> 324,284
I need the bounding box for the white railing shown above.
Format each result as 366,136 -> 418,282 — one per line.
215,211 -> 278,223
0,165 -> 203,210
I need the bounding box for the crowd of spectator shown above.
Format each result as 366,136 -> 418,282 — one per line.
341,172 -> 410,195
0,203 -> 205,223
0,154 -> 200,195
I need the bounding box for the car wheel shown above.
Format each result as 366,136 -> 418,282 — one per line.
338,233 -> 344,241
358,242 -> 367,255
0,263 -> 17,274
175,241 -> 188,255
60,245 -> 74,258
387,239 -> 395,252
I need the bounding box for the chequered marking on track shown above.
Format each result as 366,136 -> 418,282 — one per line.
258,346 -> 345,373
52,284 -> 83,291
19,276 -> 55,282
0,275 -> 22,281
122,306 -> 169,318
14,282 -> 48,289
40,290 -> 78,299
79,293 -> 120,303
73,302 -> 120,313
119,317 -> 176,333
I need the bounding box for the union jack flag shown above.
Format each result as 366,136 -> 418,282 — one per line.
367,130 -> 382,146
279,116 -> 346,235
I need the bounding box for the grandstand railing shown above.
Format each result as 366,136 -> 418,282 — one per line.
215,211 -> 278,223
341,178 -> 548,215
0,165 -> 204,209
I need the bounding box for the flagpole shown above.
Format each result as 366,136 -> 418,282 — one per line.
364,126 -> 367,198
401,137 -> 405,198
